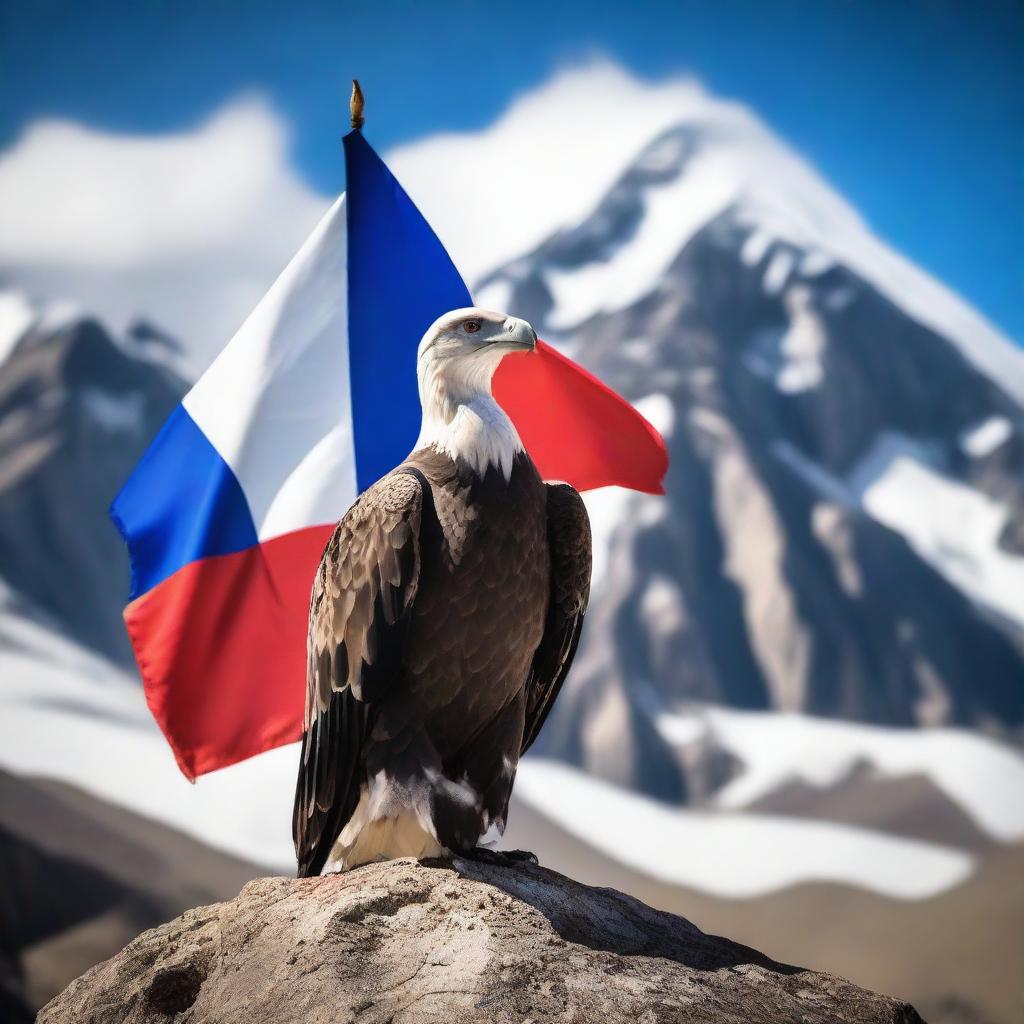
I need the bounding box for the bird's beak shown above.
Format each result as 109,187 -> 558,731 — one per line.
499,316 -> 538,353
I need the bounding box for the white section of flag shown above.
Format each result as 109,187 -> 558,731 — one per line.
182,194 -> 357,542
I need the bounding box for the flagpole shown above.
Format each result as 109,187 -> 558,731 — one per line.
350,79 -> 365,131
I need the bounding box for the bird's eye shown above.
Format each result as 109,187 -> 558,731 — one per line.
464,320 -> 481,334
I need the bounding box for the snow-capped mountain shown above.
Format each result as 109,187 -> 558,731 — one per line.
3,72 -> 1024,1023
0,291 -> 186,665
4,73 -> 1024,883
5,583 -> 1023,900
4,82 -> 1024,796
3,262 -> 1024,905
474,104 -> 1024,799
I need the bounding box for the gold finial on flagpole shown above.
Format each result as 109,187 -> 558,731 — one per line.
350,79 -> 365,131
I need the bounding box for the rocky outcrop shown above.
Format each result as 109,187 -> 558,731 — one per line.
40,857 -> 924,1024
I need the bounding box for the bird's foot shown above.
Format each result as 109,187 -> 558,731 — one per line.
501,848 -> 539,865
462,846 -> 538,867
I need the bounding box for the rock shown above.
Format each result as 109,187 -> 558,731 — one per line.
40,857 -> 924,1024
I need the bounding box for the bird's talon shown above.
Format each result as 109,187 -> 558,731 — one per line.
464,847 -> 507,866
462,847 -> 538,867
502,849 -> 539,865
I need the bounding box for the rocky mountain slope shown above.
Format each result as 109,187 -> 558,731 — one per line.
478,114 -> 1024,797
39,858 -> 924,1024
502,794 -> 1024,1024
0,293 -> 186,665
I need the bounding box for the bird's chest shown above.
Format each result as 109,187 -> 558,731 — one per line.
407,456 -> 549,694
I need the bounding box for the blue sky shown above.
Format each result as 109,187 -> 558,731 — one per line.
1,0 -> 1021,341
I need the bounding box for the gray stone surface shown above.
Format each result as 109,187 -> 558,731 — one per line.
40,857 -> 924,1023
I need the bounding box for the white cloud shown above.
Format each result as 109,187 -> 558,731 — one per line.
388,60 -> 710,284
0,97 -> 329,370
2,55 -> 1019,400
395,61 -> 1024,405
0,61 -> 707,369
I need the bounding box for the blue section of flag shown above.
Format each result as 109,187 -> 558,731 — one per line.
113,133 -> 474,602
110,406 -> 258,599
343,130 -> 472,491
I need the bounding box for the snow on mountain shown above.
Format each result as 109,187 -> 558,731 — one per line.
541,134 -> 737,331
478,70 -> 1024,795
515,759 -> 972,899
0,590 -> 298,871
0,592 -> 990,900
960,415 -> 1012,459
388,62 -> 730,287
0,288 -> 89,368
850,432 -> 1024,632
473,66 -> 1024,406
655,705 -> 1024,843
772,429 -> 1024,632
0,290 -> 35,364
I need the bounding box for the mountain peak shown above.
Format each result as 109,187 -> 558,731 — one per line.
477,89 -> 1024,406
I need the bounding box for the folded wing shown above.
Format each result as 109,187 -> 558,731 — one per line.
522,483 -> 592,754
292,470 -> 424,877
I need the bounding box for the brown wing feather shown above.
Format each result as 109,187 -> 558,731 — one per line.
521,483 -> 591,755
292,469 -> 423,877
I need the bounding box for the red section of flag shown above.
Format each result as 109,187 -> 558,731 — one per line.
494,340 -> 667,495
123,526 -> 331,779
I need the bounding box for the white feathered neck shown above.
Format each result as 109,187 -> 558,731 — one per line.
414,352 -> 524,480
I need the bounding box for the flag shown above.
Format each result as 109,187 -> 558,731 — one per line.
111,129 -> 668,780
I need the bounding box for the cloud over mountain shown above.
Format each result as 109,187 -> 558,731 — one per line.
0,97 -> 327,370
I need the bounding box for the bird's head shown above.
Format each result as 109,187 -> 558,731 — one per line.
416,307 -> 537,402
414,307 -> 536,471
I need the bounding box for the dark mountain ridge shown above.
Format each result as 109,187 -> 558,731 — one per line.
0,306 -> 186,664
480,123 -> 1024,793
